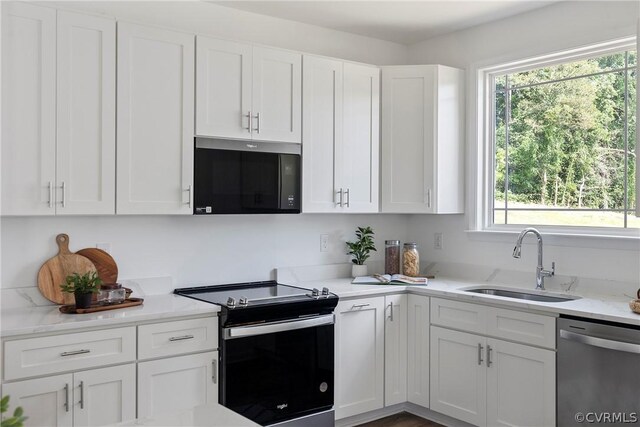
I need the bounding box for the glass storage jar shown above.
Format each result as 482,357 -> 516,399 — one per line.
385,240 -> 400,275
402,243 -> 420,277
97,283 -> 126,305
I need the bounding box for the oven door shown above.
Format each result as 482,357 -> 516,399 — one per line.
220,314 -> 334,426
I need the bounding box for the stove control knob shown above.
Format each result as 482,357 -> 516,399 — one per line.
312,288 -> 320,297
227,297 -> 236,308
322,287 -> 330,296
239,297 -> 248,306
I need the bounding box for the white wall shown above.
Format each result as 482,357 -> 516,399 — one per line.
1,215 -> 408,288
46,1 -> 409,66
406,0 -> 640,285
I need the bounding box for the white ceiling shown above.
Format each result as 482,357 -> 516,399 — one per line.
210,1 -> 558,45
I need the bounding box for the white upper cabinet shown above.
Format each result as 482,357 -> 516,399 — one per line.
302,57 -> 380,213
117,23 -> 195,215
56,11 -> 116,215
1,2 -> 56,215
196,37 -> 252,139
2,4 -> 116,216
341,63 -> 380,213
381,65 -> 464,214
302,55 -> 343,212
196,40 -> 301,143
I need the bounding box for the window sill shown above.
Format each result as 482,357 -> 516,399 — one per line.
466,227 -> 640,251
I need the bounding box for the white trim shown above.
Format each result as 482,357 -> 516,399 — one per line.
471,35 -> 639,240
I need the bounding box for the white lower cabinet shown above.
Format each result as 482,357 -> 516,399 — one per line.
384,294 -> 407,406
137,351 -> 218,419
407,294 -> 430,408
430,326 -> 556,427
2,364 -> 135,427
334,297 -> 385,419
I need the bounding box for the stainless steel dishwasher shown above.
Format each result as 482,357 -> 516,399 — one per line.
557,316 -> 640,426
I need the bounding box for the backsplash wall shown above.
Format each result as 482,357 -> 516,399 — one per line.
0,215 -> 409,289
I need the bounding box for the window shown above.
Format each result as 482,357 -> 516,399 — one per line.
487,43 -> 638,231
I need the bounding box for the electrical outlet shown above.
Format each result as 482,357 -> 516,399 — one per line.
434,233 -> 443,250
96,243 -> 111,253
320,234 -> 329,252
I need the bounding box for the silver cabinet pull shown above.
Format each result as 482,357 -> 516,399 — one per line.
345,188 -> 350,207
387,302 -> 394,321
60,349 -> 90,357
79,381 -> 84,409
254,112 -> 261,134
351,303 -> 370,309
61,181 -> 67,208
487,345 -> 493,367
478,343 -> 484,365
336,188 -> 343,207
185,185 -> 193,208
244,110 -> 252,133
48,181 -> 53,208
169,334 -> 194,342
64,383 -> 70,412
425,189 -> 432,208
212,359 -> 217,384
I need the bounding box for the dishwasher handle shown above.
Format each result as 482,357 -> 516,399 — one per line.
560,329 -> 640,354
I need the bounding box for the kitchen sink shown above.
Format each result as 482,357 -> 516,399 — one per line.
462,287 -> 580,303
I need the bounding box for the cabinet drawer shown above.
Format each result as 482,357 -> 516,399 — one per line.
138,317 -> 218,360
4,327 -> 136,381
487,308 -> 556,349
430,298 -> 487,334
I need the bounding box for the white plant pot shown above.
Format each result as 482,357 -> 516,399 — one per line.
352,264 -> 368,278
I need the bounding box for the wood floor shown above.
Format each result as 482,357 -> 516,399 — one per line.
356,412 -> 444,427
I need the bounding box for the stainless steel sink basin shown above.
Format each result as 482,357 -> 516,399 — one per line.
463,287 -> 580,303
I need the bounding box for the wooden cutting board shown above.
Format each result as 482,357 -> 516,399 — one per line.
37,234 -> 97,305
76,248 -> 118,284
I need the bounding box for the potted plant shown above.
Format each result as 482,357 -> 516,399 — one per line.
1,396 -> 27,427
346,226 -> 376,277
60,271 -> 102,309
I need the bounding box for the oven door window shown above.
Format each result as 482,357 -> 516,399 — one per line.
221,324 -> 334,425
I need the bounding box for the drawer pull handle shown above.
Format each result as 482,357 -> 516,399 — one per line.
169,335 -> 195,342
351,303 -> 370,310
60,349 -> 90,357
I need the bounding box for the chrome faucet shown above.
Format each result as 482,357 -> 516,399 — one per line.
512,227 -> 555,290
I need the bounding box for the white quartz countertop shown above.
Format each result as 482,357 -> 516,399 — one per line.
0,294 -> 220,338
296,277 -> 640,326
116,404 -> 258,426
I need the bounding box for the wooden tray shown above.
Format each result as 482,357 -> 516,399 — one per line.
59,298 -> 144,314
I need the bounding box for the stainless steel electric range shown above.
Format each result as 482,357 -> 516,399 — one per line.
175,281 -> 339,427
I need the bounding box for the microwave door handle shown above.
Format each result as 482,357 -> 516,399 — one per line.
224,314 -> 334,339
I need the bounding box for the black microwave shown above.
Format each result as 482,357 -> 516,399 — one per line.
194,138 -> 301,215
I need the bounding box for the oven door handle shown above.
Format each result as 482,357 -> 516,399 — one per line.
224,314 -> 334,340
560,329 -> 640,354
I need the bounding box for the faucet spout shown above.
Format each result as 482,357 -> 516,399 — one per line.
512,227 -> 555,290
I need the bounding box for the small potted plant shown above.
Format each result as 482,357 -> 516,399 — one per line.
346,226 -> 376,277
60,271 -> 102,309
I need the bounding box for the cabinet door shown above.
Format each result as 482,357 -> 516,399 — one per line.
196,37 -> 252,139
381,66 -> 435,213
407,294 -> 430,408
301,55 -> 343,212
486,339 -> 555,427
56,11 -> 116,215
137,351 -> 218,418
116,23 -> 194,214
430,326 -> 486,426
1,2 -> 56,215
2,374 -> 73,427
384,294 -> 407,406
341,63 -> 380,213
334,297 -> 385,419
73,364 -> 136,427
252,47 -> 301,143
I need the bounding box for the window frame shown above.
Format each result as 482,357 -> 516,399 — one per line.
474,37 -> 640,240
